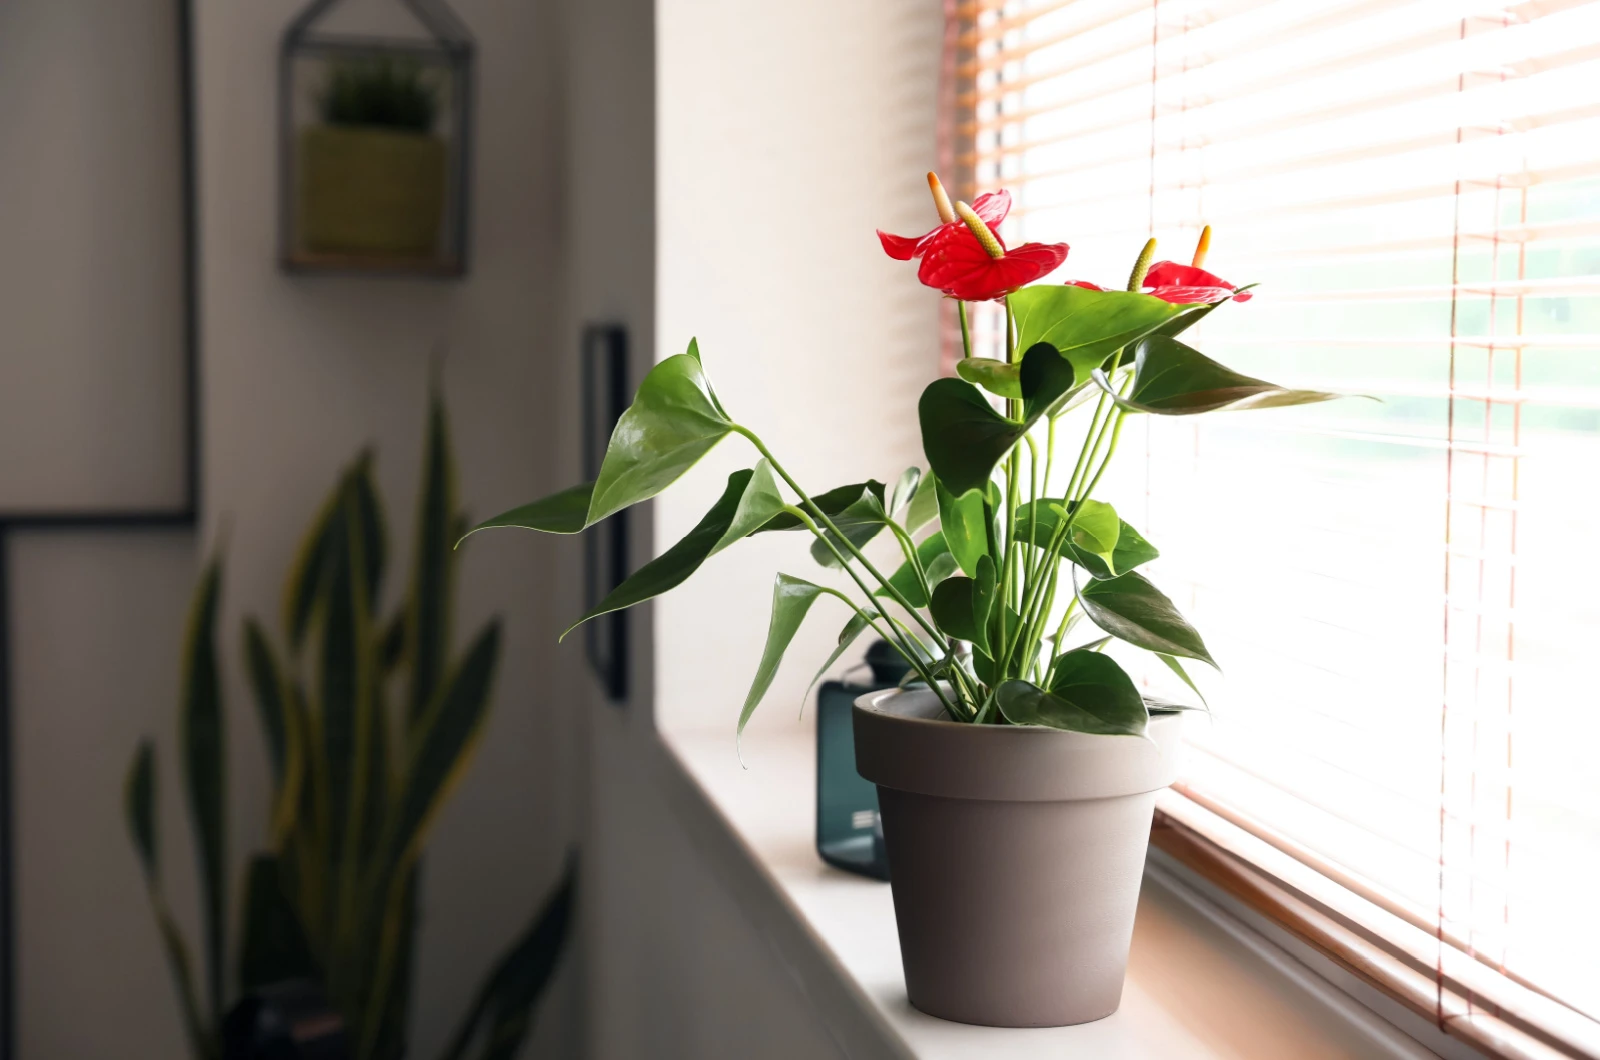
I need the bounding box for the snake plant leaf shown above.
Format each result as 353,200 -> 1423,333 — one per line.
905,469 -> 939,532
587,350 -> 736,524
937,477 -> 993,578
387,621 -> 500,872
350,455 -> 387,612
887,467 -> 921,517
1096,334 -> 1342,415
152,892 -> 210,1060
125,741 -> 157,879
284,484 -> 342,651
919,343 -> 1079,497
359,675 -> 389,871
1008,283 -> 1188,382
1157,652 -> 1210,710
379,610 -> 407,675
238,855 -> 316,993
956,357 -> 1023,399
123,741 -> 208,1055
179,556 -> 226,1023
244,619 -> 288,786
372,868 -> 419,1060
996,651 -> 1148,736
320,496 -> 360,874
410,388 -> 457,727
738,574 -> 828,739
802,609 -> 878,711
1077,570 -> 1216,667
440,856 -> 576,1060
1015,499 -> 1159,580
563,464 -> 784,637
877,531 -> 953,609
929,555 -> 997,655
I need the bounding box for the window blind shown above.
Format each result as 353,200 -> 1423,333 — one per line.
953,1 -> 1600,1055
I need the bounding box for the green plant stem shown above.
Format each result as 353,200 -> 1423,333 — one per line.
884,519 -> 928,597
736,428 -> 946,647
1027,573 -> 1059,682
1051,597 -> 1078,655
1002,510 -> 1072,668
957,301 -> 972,361
784,507 -> 959,717
1021,433 -> 1042,591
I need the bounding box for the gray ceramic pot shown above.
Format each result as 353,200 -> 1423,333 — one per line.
852,687 -> 1184,1028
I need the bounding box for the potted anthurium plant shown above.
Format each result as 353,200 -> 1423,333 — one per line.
461,173 -> 1337,1028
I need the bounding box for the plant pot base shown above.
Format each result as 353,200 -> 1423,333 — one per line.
881,785 -> 1158,1027
854,689 -> 1184,1029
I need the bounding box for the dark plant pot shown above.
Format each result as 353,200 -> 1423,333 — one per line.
852,687 -> 1184,1028
297,125 -> 446,257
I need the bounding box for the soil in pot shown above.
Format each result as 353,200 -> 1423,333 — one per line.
853,687 -> 1185,1028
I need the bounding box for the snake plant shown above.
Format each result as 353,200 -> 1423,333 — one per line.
124,390 -> 572,1060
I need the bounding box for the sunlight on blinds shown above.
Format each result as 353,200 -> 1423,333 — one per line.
961,0 -> 1600,1038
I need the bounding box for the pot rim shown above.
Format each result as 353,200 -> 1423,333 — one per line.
852,687 -> 1185,802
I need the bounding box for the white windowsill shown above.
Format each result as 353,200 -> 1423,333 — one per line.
651,722 -> 1446,1060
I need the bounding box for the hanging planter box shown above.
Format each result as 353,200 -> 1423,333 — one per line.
298,125 -> 447,256
279,0 -> 473,276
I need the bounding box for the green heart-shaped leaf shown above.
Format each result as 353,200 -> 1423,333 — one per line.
562,463 -> 783,637
929,555 -> 997,654
460,482 -> 594,539
995,656 -> 1148,737
588,347 -> 736,523
1014,499 -> 1159,579
1077,570 -> 1216,667
1009,284 -> 1189,382
739,574 -> 828,739
1067,499 -> 1120,573
937,478 -> 994,578
905,470 -> 940,532
755,480 -> 886,533
956,357 -> 1022,399
807,488 -> 891,568
463,345 -> 736,541
1097,335 -> 1341,415
920,344 -> 1081,498
888,467 -> 922,517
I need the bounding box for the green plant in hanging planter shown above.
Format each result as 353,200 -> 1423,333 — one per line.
319,56 -> 440,132
124,391 -> 572,1060
461,173 -> 1340,738
298,55 -> 447,258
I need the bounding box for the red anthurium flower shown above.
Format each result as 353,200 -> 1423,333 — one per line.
878,186 -> 1012,260
916,217 -> 1070,302
1060,264 -> 1252,305
1141,260 -> 1252,304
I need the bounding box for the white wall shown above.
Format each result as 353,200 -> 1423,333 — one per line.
3,1 -> 583,1056
655,0 -> 945,740
576,0 -> 945,1056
